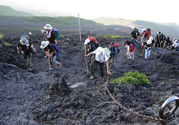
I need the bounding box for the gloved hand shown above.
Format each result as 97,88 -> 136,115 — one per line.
41,30 -> 45,33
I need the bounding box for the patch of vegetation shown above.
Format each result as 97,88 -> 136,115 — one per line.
95,35 -> 130,39
173,58 -> 179,62
0,33 -> 3,39
4,42 -> 11,46
111,70 -> 151,85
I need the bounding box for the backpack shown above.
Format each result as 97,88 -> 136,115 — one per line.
129,43 -> 135,52
131,39 -> 137,47
89,36 -> 99,48
114,42 -> 120,53
51,43 -> 60,53
103,47 -> 110,60
53,28 -> 60,40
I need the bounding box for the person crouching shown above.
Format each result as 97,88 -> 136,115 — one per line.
40,41 -> 61,70
17,37 -> 38,71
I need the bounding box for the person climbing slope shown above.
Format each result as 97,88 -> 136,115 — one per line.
123,40 -> 135,60
84,36 -> 99,62
17,36 -> 38,71
40,41 -> 61,70
144,36 -> 154,59
84,47 -> 112,80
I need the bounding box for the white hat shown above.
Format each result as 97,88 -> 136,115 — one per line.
44,24 -> 53,30
29,32 -> 32,35
20,37 -> 29,45
84,38 -> 90,44
40,41 -> 49,49
96,47 -> 103,55
142,28 -> 146,32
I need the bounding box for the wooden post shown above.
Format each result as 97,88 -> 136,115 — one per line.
78,14 -> 81,41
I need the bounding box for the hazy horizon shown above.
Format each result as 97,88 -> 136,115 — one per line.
1,0 -> 179,24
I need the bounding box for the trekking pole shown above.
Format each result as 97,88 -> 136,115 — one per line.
84,44 -> 88,74
142,46 -> 145,57
47,50 -> 51,70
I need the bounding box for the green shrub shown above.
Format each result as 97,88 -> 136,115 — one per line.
0,33 -> 3,39
94,35 -> 130,39
111,70 -> 151,85
4,42 -> 11,46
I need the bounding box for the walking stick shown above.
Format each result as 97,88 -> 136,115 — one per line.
84,44 -> 88,74
48,50 -> 51,70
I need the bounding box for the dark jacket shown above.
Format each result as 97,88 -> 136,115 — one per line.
47,29 -> 56,44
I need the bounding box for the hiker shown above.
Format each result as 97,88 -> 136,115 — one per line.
84,36 -> 99,62
144,36 -> 153,59
84,47 -> 112,80
41,24 -> 61,58
40,41 -> 61,70
171,38 -> 179,51
109,42 -> 119,67
155,31 -> 161,47
123,40 -> 135,60
41,24 -> 57,44
166,37 -> 172,49
140,28 -> 151,46
17,36 -> 38,71
160,33 -> 165,48
131,27 -> 140,40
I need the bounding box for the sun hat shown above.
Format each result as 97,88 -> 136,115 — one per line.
40,41 -> 49,49
29,32 -> 32,35
96,47 -> 103,55
20,37 -> 29,45
142,28 -> 146,32
44,24 -> 53,30
84,38 -> 90,44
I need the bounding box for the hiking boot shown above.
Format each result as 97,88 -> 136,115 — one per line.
90,75 -> 94,80
57,62 -> 61,69
49,66 -> 55,70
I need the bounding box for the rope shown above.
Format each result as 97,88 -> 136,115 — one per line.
104,75 -> 166,125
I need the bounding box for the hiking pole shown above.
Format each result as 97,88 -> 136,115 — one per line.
47,50 -> 51,70
84,44 -> 88,74
142,46 -> 145,57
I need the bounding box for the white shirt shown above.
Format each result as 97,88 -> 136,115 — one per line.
92,49 -> 108,63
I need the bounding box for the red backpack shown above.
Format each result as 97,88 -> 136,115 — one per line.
129,43 -> 135,53
89,36 -> 99,48
89,37 -> 97,43
114,43 -> 120,53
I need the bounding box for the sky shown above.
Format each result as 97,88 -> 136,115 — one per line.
1,0 -> 179,24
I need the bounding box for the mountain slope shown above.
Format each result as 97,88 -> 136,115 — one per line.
0,5 -> 33,16
93,17 -> 179,38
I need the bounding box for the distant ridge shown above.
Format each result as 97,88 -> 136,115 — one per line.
93,17 -> 179,38
0,5 -> 33,16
